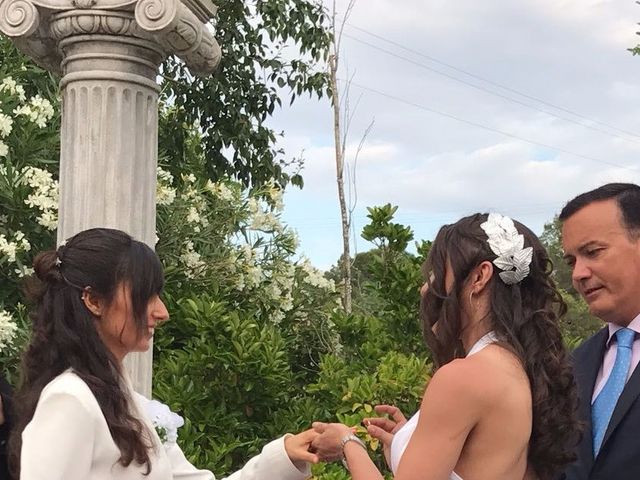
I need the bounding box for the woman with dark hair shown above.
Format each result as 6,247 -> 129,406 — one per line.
9,228 -> 319,480
310,213 -> 581,480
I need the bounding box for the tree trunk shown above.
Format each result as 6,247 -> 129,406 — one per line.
329,53 -> 352,314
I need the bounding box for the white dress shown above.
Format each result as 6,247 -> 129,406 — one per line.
21,370 -> 311,480
389,332 -> 498,480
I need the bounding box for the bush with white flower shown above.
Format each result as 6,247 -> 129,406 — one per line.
0,309 -> 18,352
0,54 -> 61,368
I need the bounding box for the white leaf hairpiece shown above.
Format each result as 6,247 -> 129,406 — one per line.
480,213 -> 533,285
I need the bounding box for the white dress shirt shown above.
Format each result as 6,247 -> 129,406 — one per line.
21,370 -> 310,480
592,313 -> 640,402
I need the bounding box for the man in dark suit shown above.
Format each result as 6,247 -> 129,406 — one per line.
559,183 -> 640,480
0,375 -> 13,480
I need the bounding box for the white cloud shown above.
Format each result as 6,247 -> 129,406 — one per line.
272,0 -> 640,268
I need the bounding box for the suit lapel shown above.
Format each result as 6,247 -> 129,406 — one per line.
576,328 -> 608,472
600,349 -> 640,449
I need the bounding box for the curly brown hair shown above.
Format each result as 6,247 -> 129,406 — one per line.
421,213 -> 580,480
9,228 -> 163,476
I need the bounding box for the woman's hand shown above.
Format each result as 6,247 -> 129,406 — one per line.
310,422 -> 353,462
284,428 -> 321,466
363,404 -> 407,467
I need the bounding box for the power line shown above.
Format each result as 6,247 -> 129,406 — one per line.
342,21 -> 640,141
340,79 -> 638,173
343,33 -> 640,146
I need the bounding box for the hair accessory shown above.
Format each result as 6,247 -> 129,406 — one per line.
480,213 -> 533,285
55,240 -> 67,267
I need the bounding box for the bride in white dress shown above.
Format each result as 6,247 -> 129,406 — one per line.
311,213 -> 581,480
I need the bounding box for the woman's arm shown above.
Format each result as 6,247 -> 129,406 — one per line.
394,359 -> 484,480
311,422 -> 384,480
169,430 -> 319,480
21,391 -> 94,480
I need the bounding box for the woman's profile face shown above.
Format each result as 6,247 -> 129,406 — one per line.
95,283 -> 169,361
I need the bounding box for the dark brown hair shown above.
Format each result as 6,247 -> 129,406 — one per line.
559,183 -> 640,238
9,228 -> 164,476
421,213 -> 580,480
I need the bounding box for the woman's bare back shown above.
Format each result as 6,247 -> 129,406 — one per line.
452,344 -> 533,480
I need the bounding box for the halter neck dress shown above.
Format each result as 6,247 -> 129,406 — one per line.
389,332 -> 498,480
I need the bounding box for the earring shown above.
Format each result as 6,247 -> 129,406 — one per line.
468,291 -> 478,313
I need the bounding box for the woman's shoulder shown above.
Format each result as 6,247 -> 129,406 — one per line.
430,347 -> 526,404
39,370 -> 101,412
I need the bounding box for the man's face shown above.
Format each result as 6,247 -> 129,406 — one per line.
562,199 -> 640,325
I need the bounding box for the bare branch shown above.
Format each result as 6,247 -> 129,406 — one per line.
349,119 -> 375,214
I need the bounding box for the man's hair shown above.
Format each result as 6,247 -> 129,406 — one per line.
559,183 -> 640,237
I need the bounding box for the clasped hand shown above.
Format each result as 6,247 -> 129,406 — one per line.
309,404 -> 407,466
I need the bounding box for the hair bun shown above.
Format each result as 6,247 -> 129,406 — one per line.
33,250 -> 64,284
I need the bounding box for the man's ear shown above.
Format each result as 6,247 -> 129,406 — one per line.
82,288 -> 103,317
470,261 -> 494,295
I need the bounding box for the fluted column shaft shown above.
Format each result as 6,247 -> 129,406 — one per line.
54,10 -> 165,397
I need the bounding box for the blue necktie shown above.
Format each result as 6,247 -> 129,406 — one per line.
591,327 -> 636,457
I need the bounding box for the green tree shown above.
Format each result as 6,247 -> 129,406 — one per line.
539,216 -> 574,295
539,216 -> 602,346
160,0 -> 332,189
357,204 -> 431,355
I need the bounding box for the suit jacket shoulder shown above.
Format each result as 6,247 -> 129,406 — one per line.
572,327 -> 608,364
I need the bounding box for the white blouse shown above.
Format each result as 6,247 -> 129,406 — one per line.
21,371 -> 310,480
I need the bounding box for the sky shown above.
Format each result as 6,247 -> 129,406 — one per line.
269,0 -> 640,270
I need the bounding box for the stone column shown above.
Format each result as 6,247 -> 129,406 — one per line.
0,0 -> 221,397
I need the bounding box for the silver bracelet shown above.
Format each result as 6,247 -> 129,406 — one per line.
340,433 -> 367,469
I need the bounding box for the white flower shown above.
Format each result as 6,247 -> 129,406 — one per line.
186,207 -> 201,224
0,77 -> 17,93
182,173 -> 196,184
13,104 -> 32,118
239,243 -> 254,262
29,95 -> 54,128
37,210 -> 58,230
234,273 -> 246,291
245,264 -> 263,288
156,168 -> 176,206
14,95 -> 54,128
0,113 -> 13,137
285,231 -> 300,251
300,259 -> 335,291
179,241 -> 205,279
156,185 -> 176,206
265,182 -> 284,211
157,167 -> 174,184
0,141 -> 8,157
266,282 -> 282,301
206,181 -> 235,202
250,210 -> 283,232
16,85 -> 26,102
22,166 -> 59,230
0,233 -> 30,263
0,77 -> 26,101
0,309 -> 18,351
140,397 -> 184,447
15,265 -> 34,277
280,293 -> 294,312
271,310 -> 285,325
247,198 -> 259,214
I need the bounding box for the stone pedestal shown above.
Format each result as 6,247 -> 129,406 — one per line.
0,0 -> 221,397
